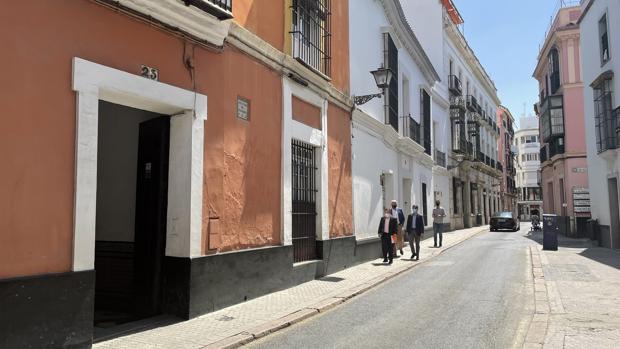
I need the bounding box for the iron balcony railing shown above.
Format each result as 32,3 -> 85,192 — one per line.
408,116 -> 421,145
435,149 -> 447,168
450,95 -> 467,110
466,142 -> 473,157
448,75 -> 462,96
485,155 -> 490,166
476,150 -> 485,163
466,95 -> 479,112
186,0 -> 233,19
497,162 -> 503,172
491,159 -> 496,169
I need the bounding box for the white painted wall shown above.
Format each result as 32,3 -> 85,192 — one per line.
352,124 -> 400,239
580,0 -> 620,228
96,101 -> 161,242
350,0 -> 443,237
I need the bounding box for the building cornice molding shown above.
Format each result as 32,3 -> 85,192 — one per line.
116,0 -> 232,46
379,0 -> 441,85
227,23 -> 353,111
443,13 -> 500,105
534,27 -> 580,77
353,108 -> 432,162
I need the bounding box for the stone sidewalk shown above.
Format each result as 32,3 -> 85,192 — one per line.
95,225 -> 487,349
525,234 -> 620,348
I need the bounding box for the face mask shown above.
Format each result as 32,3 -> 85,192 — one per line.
391,205 -> 397,209
412,209 -> 418,215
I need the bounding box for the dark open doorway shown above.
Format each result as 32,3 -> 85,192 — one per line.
94,101 -> 170,338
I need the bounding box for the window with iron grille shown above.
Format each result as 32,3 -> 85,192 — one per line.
421,89 -> 431,155
291,0 -> 331,76
453,178 -> 459,214
384,33 -> 399,132
594,77 -> 616,153
291,140 -> 318,263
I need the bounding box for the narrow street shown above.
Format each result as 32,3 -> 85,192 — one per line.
249,225 -> 536,349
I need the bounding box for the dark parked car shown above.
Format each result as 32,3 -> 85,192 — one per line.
490,212 -> 520,232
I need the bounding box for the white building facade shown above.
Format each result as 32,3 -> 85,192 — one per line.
349,0 -> 444,241
580,0 -> 620,248
403,0 -> 503,229
515,116 -> 543,221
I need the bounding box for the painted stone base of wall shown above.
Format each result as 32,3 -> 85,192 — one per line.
163,236 -> 383,320
0,271 -> 94,349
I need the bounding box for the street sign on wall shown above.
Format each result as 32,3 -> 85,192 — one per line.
572,187 -> 591,214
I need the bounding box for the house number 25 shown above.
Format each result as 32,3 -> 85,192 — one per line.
140,65 -> 159,81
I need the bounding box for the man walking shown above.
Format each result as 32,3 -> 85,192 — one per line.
378,208 -> 398,264
432,200 -> 446,247
406,204 -> 425,260
390,200 -> 405,257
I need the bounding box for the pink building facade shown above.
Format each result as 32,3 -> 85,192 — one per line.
497,106 -> 517,214
533,6 -> 590,233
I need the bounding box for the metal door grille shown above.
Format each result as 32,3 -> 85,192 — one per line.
291,140 -> 318,262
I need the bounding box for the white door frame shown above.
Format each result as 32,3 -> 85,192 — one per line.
71,57 -> 207,271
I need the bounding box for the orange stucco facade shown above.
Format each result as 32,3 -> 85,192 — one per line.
0,0 -> 352,279
327,103 -> 353,238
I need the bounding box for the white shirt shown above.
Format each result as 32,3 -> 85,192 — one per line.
383,217 -> 390,233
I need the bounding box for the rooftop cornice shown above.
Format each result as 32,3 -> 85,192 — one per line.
443,12 -> 501,105
379,0 -> 441,84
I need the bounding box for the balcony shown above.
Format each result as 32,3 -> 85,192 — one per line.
540,145 -> 548,163
476,150 -> 485,162
185,0 -> 233,19
540,94 -> 564,142
435,149 -> 447,168
408,116 -> 421,145
467,141 -> 474,157
490,159 -> 496,169
548,138 -> 565,158
497,162 -> 503,172
466,95 -> 479,112
450,95 -> 466,111
485,155 -> 490,166
448,75 -> 462,96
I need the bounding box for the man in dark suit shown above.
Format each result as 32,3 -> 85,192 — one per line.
391,200 -> 406,256
378,208 -> 398,264
406,204 -> 425,260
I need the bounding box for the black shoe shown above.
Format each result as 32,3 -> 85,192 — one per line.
439,244 -> 442,247
411,254 -> 415,260
415,257 -> 420,261
383,259 -> 388,263
388,260 -> 393,265
400,249 -> 404,255
433,245 -> 438,248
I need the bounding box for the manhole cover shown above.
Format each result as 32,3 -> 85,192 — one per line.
216,315 -> 234,322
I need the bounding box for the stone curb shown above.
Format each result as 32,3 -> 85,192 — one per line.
201,227 -> 488,349
522,246 -> 550,348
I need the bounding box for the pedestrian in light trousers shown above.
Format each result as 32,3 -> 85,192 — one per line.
406,205 -> 425,260
390,200 -> 405,257
432,200 -> 446,247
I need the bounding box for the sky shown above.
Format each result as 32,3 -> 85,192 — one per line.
452,0 -> 573,128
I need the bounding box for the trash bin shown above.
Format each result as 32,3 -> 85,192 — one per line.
476,214 -> 482,226
542,214 -> 559,251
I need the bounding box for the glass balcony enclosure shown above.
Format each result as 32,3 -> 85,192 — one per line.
540,94 -> 564,143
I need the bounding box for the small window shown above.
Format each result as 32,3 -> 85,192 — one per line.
599,14 -> 610,65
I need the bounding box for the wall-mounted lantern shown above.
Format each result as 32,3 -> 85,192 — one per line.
353,67 -> 393,105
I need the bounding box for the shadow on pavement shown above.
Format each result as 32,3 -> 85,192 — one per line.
524,229 -> 620,271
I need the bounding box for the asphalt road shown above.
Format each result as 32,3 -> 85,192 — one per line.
248,225 -> 536,349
